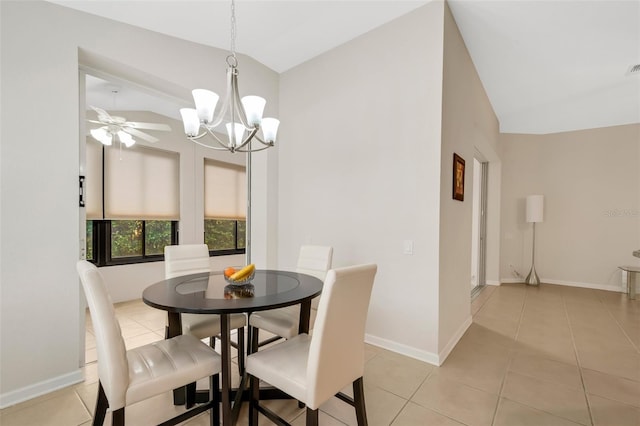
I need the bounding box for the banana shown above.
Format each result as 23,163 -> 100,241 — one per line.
229,263 -> 255,281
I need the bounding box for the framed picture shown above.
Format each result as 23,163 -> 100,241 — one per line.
452,153 -> 465,201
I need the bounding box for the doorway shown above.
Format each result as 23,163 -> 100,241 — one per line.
471,157 -> 488,297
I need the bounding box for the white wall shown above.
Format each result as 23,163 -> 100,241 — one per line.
0,0 -> 278,406
500,124 -> 640,291
438,3 -> 500,359
278,2 -> 445,362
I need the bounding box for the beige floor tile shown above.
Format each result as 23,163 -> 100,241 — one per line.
508,351 -> 582,390
577,348 -> 640,382
515,327 -> 578,364
320,384 -> 406,426
493,398 -> 584,426
391,401 -> 465,426
581,368 -> 640,408
0,389 -> 91,426
588,394 -> 640,426
461,321 -> 517,350
291,410 -> 347,425
501,371 -> 590,425
437,340 -> 510,394
364,349 -> 433,398
411,372 -> 498,426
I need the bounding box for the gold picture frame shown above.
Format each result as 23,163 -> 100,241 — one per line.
453,153 -> 465,201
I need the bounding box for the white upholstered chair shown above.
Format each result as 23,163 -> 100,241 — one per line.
249,246 -> 332,345
246,264 -> 377,426
164,244 -> 247,373
77,260 -> 221,426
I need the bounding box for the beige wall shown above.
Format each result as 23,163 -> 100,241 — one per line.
278,2 -> 445,363
438,3 -> 501,357
500,124 -> 640,290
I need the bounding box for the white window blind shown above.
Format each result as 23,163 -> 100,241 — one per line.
86,141 -> 180,220
204,159 -> 246,220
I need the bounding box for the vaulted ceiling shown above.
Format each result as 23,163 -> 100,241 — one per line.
50,0 -> 639,135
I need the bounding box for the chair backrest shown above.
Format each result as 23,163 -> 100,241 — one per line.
306,264 -> 377,409
77,260 -> 129,410
164,244 -> 211,279
296,245 -> 333,281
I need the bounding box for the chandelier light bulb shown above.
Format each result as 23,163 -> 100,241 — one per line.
241,96 -> 266,127
260,118 -> 280,143
226,122 -> 245,148
192,89 -> 219,124
180,108 -> 200,137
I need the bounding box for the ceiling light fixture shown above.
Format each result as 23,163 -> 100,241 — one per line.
179,0 -> 279,153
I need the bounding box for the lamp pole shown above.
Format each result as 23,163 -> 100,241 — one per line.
525,222 -> 540,285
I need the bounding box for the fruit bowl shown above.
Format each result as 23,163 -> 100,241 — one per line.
224,270 -> 255,285
223,264 -> 256,285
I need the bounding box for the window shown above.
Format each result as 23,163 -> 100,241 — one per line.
204,159 -> 246,256
87,219 -> 178,266
86,142 -> 180,266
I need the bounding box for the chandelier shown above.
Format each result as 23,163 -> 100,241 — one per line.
180,0 -> 279,153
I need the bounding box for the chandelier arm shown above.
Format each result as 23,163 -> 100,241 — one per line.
234,127 -> 259,151
205,127 -> 236,150
236,144 -> 273,153
206,67 -> 235,129
231,71 -> 251,128
251,134 -> 275,147
189,137 -> 233,151
187,131 -> 210,140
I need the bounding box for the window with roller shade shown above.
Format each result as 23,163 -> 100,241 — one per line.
85,142 -> 179,265
203,159 -> 246,255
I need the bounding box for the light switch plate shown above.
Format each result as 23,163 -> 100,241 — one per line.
403,240 -> 413,255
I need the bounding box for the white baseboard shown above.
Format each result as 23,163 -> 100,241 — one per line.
499,277 -> 625,293
541,278 -> 625,293
365,334 -> 440,366
485,280 -> 501,286
437,315 -> 472,365
500,278 -> 524,284
0,369 -> 84,409
365,315 -> 472,367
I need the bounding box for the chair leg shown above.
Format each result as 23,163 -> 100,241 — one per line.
111,408 -> 124,426
249,374 -> 259,426
237,327 -> 245,375
353,377 -> 368,426
305,408 -> 318,426
94,381 -> 108,426
186,382 -> 197,408
210,374 -> 220,426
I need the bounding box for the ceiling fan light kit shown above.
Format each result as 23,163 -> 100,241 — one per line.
88,106 -> 171,148
180,0 -> 279,153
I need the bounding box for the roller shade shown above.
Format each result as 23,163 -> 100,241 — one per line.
204,159 -> 246,220
86,141 -> 180,220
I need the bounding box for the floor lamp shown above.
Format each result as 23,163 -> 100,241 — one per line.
525,195 -> 544,286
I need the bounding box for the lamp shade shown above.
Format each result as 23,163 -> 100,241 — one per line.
526,195 -> 544,223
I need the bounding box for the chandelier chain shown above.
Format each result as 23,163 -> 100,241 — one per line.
230,0 -> 237,59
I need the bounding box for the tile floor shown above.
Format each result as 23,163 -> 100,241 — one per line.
1,283 -> 639,425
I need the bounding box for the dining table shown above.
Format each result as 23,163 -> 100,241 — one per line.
142,269 -> 323,426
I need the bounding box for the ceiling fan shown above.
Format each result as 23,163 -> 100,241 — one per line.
87,106 -> 171,147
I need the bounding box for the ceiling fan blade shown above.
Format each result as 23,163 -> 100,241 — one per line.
86,119 -> 104,124
125,121 -> 171,131
90,106 -> 112,121
123,127 -> 159,143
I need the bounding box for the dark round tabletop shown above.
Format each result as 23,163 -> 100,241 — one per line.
142,269 -> 323,315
